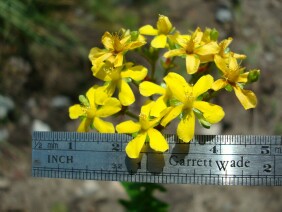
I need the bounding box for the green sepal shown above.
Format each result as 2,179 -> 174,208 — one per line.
210,28 -> 219,41
193,108 -> 212,129
247,69 -> 260,83
130,31 -> 139,41
224,84 -> 233,92
79,95 -> 90,107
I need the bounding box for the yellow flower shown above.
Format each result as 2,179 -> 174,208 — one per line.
69,86 -> 121,133
139,15 -> 173,48
164,28 -> 219,74
116,101 -> 169,158
92,62 -> 148,106
162,72 -> 225,142
139,81 -> 171,117
218,37 -> 246,60
212,55 -> 258,110
89,30 -> 146,68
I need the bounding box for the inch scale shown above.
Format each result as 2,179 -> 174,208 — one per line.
32,132 -> 282,186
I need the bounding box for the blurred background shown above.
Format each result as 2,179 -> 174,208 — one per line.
0,0 -> 281,211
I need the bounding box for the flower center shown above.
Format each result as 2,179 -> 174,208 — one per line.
184,90 -> 195,110
225,68 -> 239,83
81,105 -> 96,118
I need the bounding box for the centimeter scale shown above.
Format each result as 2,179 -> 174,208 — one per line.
32,132 -> 282,186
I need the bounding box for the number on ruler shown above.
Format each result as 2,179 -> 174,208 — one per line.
261,146 -> 270,154
210,145 -> 218,154
263,164 -> 272,173
112,143 -> 120,151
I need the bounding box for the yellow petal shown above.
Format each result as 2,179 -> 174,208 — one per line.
164,72 -> 187,103
147,128 -> 169,152
161,105 -> 183,127
93,117 -> 115,133
77,118 -> 91,132
157,15 -> 172,34
95,97 -> 121,117
163,49 -> 186,58
229,57 -> 239,71
194,42 -> 219,55
91,63 -> 112,81
121,65 -> 148,81
177,111 -> 195,142
114,52 -> 124,67
139,25 -> 158,35
233,86 -> 257,110
117,79 -> 135,106
219,37 -> 232,50
193,101 -> 225,124
193,74 -> 214,97
102,32 -> 114,50
212,79 -> 228,91
95,83 -> 116,105
116,120 -> 141,134
139,81 -> 165,97
140,100 -> 155,117
151,96 -> 168,117
69,104 -> 84,119
151,34 -> 167,48
125,133 -> 147,158
86,87 -> 96,109
237,72 -> 249,83
186,54 -> 201,74
214,55 -> 229,74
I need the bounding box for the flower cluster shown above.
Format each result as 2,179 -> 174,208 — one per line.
69,15 -> 260,158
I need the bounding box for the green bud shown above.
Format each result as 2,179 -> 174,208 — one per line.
225,84 -> 233,92
130,31 -> 139,41
248,69 -> 260,83
210,28 -> 219,41
79,95 -> 89,107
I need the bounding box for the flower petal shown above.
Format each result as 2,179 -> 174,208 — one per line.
77,118 -> 91,132
193,74 -> 214,97
237,72 -> 249,83
116,120 -> 141,134
69,104 -> 84,119
95,83 -> 116,105
91,63 -> 112,81
151,34 -> 167,48
186,54 -> 200,74
161,105 -> 183,127
229,57 -> 239,71
86,87 -> 96,109
140,100 -> 155,117
177,111 -> 195,142
147,128 -> 169,152
139,81 -> 165,96
194,42 -> 219,55
93,117 -> 115,133
164,72 -> 187,103
151,96 -> 168,117
125,133 -> 147,158
163,49 -> 186,58
117,79 -> 135,106
95,97 -> 121,117
214,55 -> 229,74
114,52 -> 124,67
102,32 -> 114,50
212,79 -> 228,91
233,86 -> 257,110
121,65 -> 148,81
193,101 -> 225,124
139,25 -> 158,35
157,15 -> 172,34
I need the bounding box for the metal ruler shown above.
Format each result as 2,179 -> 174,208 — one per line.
32,132 -> 282,186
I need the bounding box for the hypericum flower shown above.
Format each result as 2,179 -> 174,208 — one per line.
218,37 -> 246,60
139,81 -> 171,117
116,101 -> 169,158
162,72 -> 225,142
139,15 -> 173,48
69,86 -> 121,133
89,30 -> 146,67
164,28 -> 219,74
92,61 -> 148,106
212,55 -> 257,110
